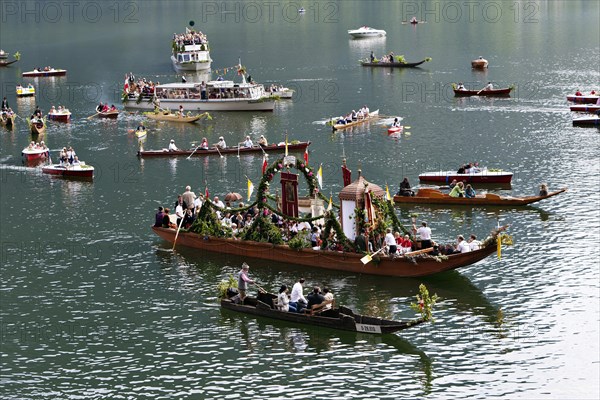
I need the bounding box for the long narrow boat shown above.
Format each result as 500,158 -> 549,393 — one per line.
360,59 -> 429,68
0,113 -> 16,128
393,188 -> 566,207
572,116 -> 600,127
569,105 -> 600,113
566,95 -> 599,104
144,112 -> 208,123
22,68 -> 67,77
419,169 -> 513,184
152,225 -> 502,278
332,110 -> 379,131
29,120 -> 46,135
453,88 -> 513,97
97,110 -> 119,119
0,59 -> 18,67
138,141 -> 310,158
221,294 -> 425,334
42,163 -> 94,179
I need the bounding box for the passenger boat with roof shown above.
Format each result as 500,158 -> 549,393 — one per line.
171,27 -> 211,71
123,75 -> 274,112
348,26 -> 386,38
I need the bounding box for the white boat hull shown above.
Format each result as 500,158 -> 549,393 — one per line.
170,55 -> 211,71
123,98 -> 275,112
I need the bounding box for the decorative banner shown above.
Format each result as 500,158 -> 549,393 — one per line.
317,164 -> 323,189
280,172 -> 299,218
327,195 -> 332,211
261,155 -> 268,174
386,184 -> 392,202
247,178 -> 254,201
205,186 -> 209,199
342,163 -> 352,187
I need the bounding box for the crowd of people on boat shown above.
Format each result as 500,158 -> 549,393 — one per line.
172,29 -> 208,52
335,105 -> 371,125
32,66 -> 58,72
124,74 -> 157,99
48,105 -> 70,115
96,102 -> 118,113
0,97 -> 15,122
58,146 -> 80,165
369,51 -> 403,64
25,140 -> 48,151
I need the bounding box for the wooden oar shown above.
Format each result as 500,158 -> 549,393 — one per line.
172,211 -> 186,251
187,145 -> 201,159
86,112 -> 100,119
214,145 -> 224,158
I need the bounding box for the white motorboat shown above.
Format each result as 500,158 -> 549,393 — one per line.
171,28 -> 212,72
348,26 -> 386,39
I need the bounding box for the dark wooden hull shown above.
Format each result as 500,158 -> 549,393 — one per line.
0,114 -> 16,128
98,111 -> 119,119
454,88 -> 513,97
394,188 -> 566,207
569,105 -> 600,113
0,59 -> 18,67
42,164 -> 94,178
138,141 -> 310,158
22,70 -> 67,77
361,59 -> 428,68
30,122 -> 45,135
152,226 -> 499,277
48,113 -> 71,122
566,95 -> 599,104
572,116 -> 600,126
221,297 -> 425,334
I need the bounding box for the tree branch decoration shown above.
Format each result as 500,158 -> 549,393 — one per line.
410,284 -> 439,322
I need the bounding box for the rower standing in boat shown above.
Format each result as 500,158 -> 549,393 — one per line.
370,51 -> 375,62
178,105 -> 184,117
237,262 -> 255,302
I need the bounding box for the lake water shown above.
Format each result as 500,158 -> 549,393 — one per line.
1,1 -> 599,398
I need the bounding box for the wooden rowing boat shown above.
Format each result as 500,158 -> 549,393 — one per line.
138,141 -> 310,158
98,110 -> 119,119
22,68 -> 67,77
221,293 -> 425,334
570,105 -> 600,113
393,188 -> 566,207
453,88 -> 513,97
0,59 -> 18,67
360,59 -> 430,68
151,225 -> 502,278
0,113 -> 16,129
332,110 -> 379,131
419,169 -> 513,184
29,120 -> 45,135
144,112 -> 207,123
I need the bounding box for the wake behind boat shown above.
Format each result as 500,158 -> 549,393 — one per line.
138,141 -> 310,158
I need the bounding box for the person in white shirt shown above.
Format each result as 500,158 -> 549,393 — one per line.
416,221 -> 432,249
277,285 -> 296,312
168,139 -> 179,151
456,235 -> 471,253
193,194 -> 204,213
213,196 -> 225,209
484,81 -> 493,91
175,203 -> 184,227
215,136 -> 226,149
468,234 -> 481,251
290,278 -> 308,312
242,136 -> 253,148
384,228 -> 397,255
456,82 -> 466,90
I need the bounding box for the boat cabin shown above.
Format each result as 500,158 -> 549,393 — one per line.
154,80 -> 267,101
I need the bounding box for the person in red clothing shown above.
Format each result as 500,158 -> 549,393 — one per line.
401,234 -> 413,254
575,89 -> 582,96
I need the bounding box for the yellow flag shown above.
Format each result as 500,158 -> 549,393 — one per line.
285,134 -> 288,156
247,178 -> 254,201
327,195 -> 332,211
497,234 -> 502,259
386,184 -> 392,202
317,164 -> 323,188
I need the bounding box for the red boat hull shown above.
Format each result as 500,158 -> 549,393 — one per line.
42,165 -> 94,178
22,150 -> 48,161
566,95 -> 599,104
48,113 -> 71,122
569,105 -> 600,113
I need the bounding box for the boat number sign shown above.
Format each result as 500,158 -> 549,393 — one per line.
355,323 -> 382,334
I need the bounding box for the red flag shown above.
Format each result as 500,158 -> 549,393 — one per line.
123,77 -> 129,92
342,164 -> 352,187
262,156 -> 268,174
205,186 -> 209,199
303,148 -> 309,164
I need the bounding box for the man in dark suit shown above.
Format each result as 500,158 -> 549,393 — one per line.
307,287 -> 325,309
354,229 -> 368,252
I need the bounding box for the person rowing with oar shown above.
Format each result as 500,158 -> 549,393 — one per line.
213,136 -> 227,149
237,262 -> 256,303
391,117 -> 401,128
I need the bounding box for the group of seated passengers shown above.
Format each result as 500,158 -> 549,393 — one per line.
574,90 -> 597,96
335,105 -> 370,125
49,105 -> 69,114
96,103 -> 118,113
370,51 -> 398,63
431,234 -> 481,256
277,284 -> 334,314
448,181 -> 477,198
457,162 -> 482,174
58,146 -> 80,165
33,66 -> 56,72
27,141 -> 48,150
172,30 -> 208,47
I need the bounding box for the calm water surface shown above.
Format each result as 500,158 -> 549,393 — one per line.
1,1 -> 599,398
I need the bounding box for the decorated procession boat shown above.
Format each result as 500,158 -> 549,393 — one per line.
419,169 -> 513,184
22,147 -> 49,162
153,226 -> 502,278
360,59 -> 430,68
144,111 -> 210,123
123,75 -> 275,112
47,110 -> 71,122
569,105 -> 600,113
572,116 -> 600,127
138,141 -> 310,158
453,88 -> 513,97
332,110 -> 379,131
221,293 -> 426,334
566,95 -> 599,104
22,68 -> 67,77
393,188 -> 567,207
42,163 -> 94,179
0,113 -> 16,128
